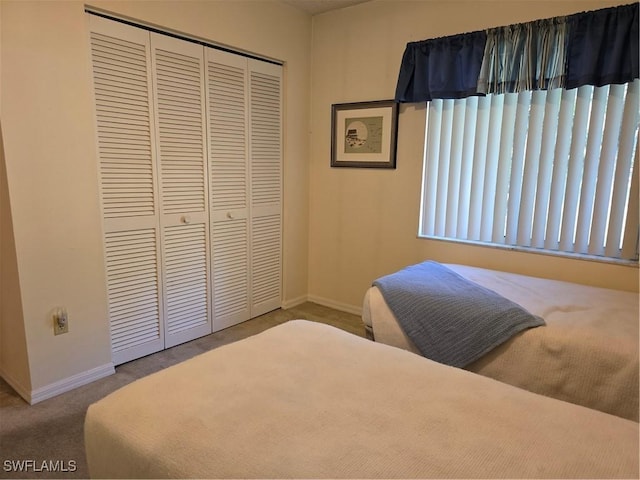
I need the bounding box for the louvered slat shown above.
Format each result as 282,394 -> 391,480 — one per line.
155,47 -> 206,214
163,224 -> 209,335
105,229 -> 161,354
209,59 -> 248,210
251,215 -> 281,312
250,71 -> 281,207
91,31 -> 156,219
212,218 -> 250,327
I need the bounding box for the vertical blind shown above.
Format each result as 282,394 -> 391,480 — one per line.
420,79 -> 639,260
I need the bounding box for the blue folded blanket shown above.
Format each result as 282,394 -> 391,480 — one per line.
373,261 -> 545,367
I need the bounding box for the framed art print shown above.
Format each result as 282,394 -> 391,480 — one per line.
331,100 -> 398,168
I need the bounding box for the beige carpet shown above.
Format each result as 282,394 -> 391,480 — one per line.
0,303 -> 364,479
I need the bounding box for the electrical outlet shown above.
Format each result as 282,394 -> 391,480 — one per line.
53,308 -> 69,335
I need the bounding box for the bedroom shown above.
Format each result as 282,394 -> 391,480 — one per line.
1,0 -> 638,477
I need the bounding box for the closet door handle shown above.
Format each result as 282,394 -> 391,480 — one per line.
181,215 -> 191,224
226,212 -> 235,220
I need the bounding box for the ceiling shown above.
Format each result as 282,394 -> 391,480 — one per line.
282,0 -> 371,15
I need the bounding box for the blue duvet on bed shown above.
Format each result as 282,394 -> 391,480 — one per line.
373,261 -> 545,367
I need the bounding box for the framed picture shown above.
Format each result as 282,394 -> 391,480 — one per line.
331,100 -> 398,169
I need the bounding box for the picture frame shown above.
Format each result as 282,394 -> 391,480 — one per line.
331,100 -> 398,169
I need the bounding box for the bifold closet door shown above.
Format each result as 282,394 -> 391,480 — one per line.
91,13 -> 281,359
206,51 -> 283,330
206,49 -> 251,331
248,60 -> 282,317
151,33 -> 212,347
90,16 -> 213,364
89,15 -> 164,365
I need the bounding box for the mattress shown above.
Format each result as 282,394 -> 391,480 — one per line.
85,320 -> 638,479
363,264 -> 639,421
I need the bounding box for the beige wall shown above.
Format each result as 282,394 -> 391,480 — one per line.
2,0 -> 114,396
308,0 -> 639,313
0,0 -> 311,398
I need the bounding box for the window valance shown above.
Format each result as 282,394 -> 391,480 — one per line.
395,3 -> 639,102
395,31 -> 486,102
566,3 -> 639,88
477,17 -> 568,95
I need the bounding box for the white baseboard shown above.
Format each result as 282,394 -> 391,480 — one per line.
307,295 -> 362,316
29,363 -> 115,405
281,295 -> 308,310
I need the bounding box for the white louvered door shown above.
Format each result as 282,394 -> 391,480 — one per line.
89,16 -> 164,365
206,51 -> 282,330
249,60 -> 282,317
151,34 -> 212,347
206,50 -> 251,330
90,14 -> 281,360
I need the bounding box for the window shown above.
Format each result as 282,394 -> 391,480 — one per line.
419,79 -> 639,263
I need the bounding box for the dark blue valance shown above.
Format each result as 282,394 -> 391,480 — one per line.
566,3 -> 639,89
395,2 -> 639,103
395,31 -> 486,102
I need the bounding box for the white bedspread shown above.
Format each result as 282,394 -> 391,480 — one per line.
363,264 -> 639,421
85,320 -> 638,479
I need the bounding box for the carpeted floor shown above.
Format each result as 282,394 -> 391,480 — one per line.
0,302 -> 364,479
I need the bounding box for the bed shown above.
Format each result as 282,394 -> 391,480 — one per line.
85,320 -> 638,479
363,262 -> 639,421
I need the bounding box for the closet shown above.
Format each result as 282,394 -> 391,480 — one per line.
88,14 -> 282,365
